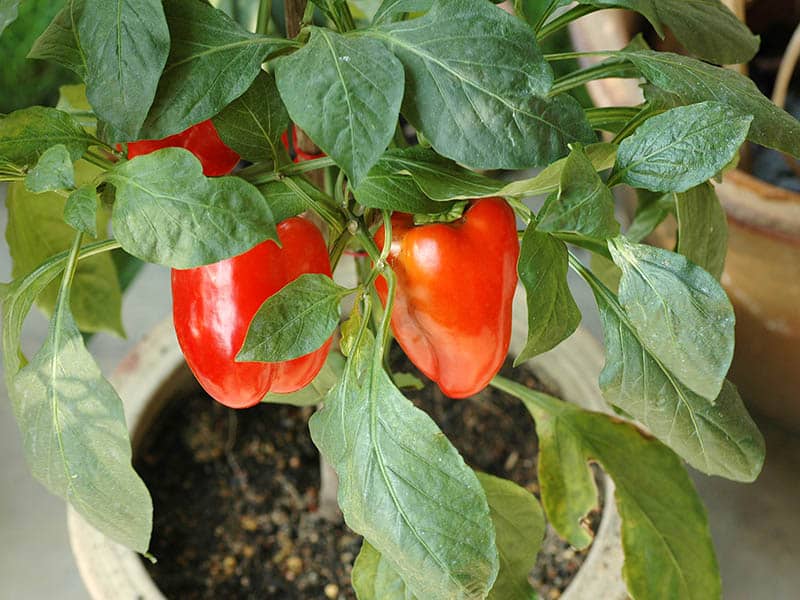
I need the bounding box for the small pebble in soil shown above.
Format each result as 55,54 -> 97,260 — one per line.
136,353 -> 602,598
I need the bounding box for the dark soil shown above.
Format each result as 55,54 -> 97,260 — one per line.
136,352 -> 602,599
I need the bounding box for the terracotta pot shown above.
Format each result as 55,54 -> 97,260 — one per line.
571,11 -> 800,430
67,287 -> 627,599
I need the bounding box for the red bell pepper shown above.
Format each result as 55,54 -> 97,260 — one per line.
375,198 -> 519,398
127,119 -> 240,177
172,217 -> 333,409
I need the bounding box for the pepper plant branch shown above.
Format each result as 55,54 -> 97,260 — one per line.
537,5 -> 599,42
549,62 -> 639,97
239,155 -> 337,184
281,176 -> 345,235
256,0 -> 272,34
584,106 -> 641,129
57,232 -> 85,302
532,0 -> 564,34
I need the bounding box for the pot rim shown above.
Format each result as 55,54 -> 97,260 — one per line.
67,289 -> 626,600
569,10 -> 800,242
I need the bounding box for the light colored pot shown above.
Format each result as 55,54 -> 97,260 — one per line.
571,11 -> 800,430
68,287 -> 627,599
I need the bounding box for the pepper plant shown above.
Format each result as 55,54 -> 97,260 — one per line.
0,0 -> 788,598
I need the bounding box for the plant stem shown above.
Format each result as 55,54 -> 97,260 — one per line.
531,0 -> 562,33
282,176 -> 344,235
611,107 -> 657,145
83,149 -> 116,171
544,50 -> 613,62
584,106 -> 641,129
256,0 -> 272,34
57,233 -> 85,302
549,62 -> 638,97
537,5 -> 599,43
240,156 -> 337,185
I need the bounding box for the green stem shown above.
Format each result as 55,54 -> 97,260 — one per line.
83,149 -> 115,171
537,5 -> 599,42
532,0 -> 562,33
584,106 -> 641,129
257,0 -> 272,34
544,50 -> 614,62
281,176 -> 344,234
328,226 -> 352,270
57,232 -> 85,304
549,62 -> 638,97
507,198 -> 532,225
241,156 -> 338,186
567,251 -> 620,311
611,107 -> 660,145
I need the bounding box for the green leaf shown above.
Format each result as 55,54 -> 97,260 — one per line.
212,70 -> 289,163
238,274 -> 344,362
0,106 -> 94,169
352,540 -> 415,600
12,254 -> 152,553
106,148 -> 277,268
27,0 -> 87,79
374,146 -> 505,201
516,229 -> 580,363
614,101 -> 752,193
651,0 -> 758,65
479,473 -> 543,600
262,352 -> 345,407
353,163 -> 442,214
625,189 -> 673,243
502,379 -> 722,600
351,473 -> 544,600
309,330 -> 499,600
538,144 -> 619,240
258,176 -> 331,223
498,142 -> 617,198
675,183 -> 728,281
609,236 -> 733,400
622,50 -> 800,159
370,0 -> 594,169
582,266 -> 764,481
580,0 -> 757,64
6,163 -> 124,336
77,0 -> 169,139
64,184 -> 99,236
0,0 -> 20,37
275,27 -> 404,186
25,144 -> 76,193
372,0 -> 432,25
141,0 -> 294,139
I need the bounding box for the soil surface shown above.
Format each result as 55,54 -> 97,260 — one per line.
136,353 -> 602,599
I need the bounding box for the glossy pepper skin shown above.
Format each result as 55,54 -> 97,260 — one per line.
375,198 -> 519,398
172,217 -> 333,409
127,119 -> 239,176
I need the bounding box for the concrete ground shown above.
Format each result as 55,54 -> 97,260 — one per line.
0,184 -> 798,599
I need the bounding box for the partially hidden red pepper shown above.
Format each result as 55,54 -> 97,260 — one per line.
127,119 -> 240,176
172,217 -> 333,409
281,125 -> 326,163
375,198 -> 520,398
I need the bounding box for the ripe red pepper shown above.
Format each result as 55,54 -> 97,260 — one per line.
172,217 -> 333,409
127,119 -> 239,176
375,198 -> 519,398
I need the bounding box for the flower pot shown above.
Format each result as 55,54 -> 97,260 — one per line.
570,11 -> 800,431
67,287 -> 627,599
